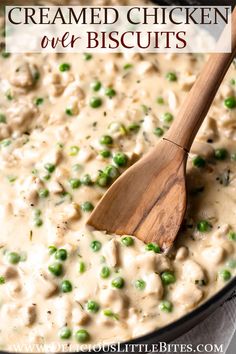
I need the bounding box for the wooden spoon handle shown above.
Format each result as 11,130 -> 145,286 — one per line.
165,7 -> 236,152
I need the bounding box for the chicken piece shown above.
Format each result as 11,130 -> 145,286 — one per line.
10,61 -> 39,89
179,73 -> 196,91
7,280 -> 22,298
0,123 -> 11,140
54,297 -> 72,327
182,259 -> 206,284
36,273 -> 58,299
0,265 -> 18,279
21,305 -> 37,326
137,61 -> 156,75
202,246 -> 225,266
7,101 -> 36,134
144,273 -> 163,299
48,180 -> 64,194
63,82 -> 85,99
175,246 -> 189,261
172,283 -> 203,309
102,239 -> 119,267
72,306 -> 90,326
61,203 -> 81,222
190,141 -> 215,159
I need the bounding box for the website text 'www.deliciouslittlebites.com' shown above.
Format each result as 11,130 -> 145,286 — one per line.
8,342 -> 224,353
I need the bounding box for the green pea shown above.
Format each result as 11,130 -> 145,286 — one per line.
59,327 -> 72,340
69,178 -> 81,189
91,80 -> 101,91
100,135 -> 113,145
100,266 -> 110,279
219,269 -> 231,281
197,220 -> 211,232
78,261 -> 86,273
34,218 -> 43,227
81,201 -> 94,212
90,97 -> 102,109
96,172 -> 110,187
123,63 -> 133,70
55,249 -> 67,261
34,209 -> 41,218
34,97 -> 44,106
38,189 -> 49,198
44,163 -> 56,173
65,108 -> 73,116
42,174 -> 51,181
192,155 -> 206,168
154,127 -> 164,137
214,148 -> 228,160
105,87 -> 116,98
226,259 -> 236,269
1,52 -> 10,58
156,97 -> 164,104
86,300 -> 100,313
135,279 -> 146,290
166,72 -> 177,82
0,114 -> 6,123
48,245 -> 57,255
59,63 -> 70,72
0,276 -> 5,284
90,240 -> 102,252
162,112 -> 173,123
128,123 -> 140,133
159,300 -> 173,313
83,53 -> 92,61
99,150 -> 111,158
48,262 -> 63,276
113,152 -> 128,167
104,165 -> 119,179
61,280 -> 73,293
121,236 -> 134,247
80,174 -> 93,186
161,271 -> 176,285
7,252 -> 21,264
230,78 -> 236,86
145,243 -> 161,253
112,276 -> 125,289
224,97 -> 236,109
228,231 -> 236,241
75,329 -> 90,343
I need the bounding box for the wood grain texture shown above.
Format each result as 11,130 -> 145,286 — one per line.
88,140 -> 187,249
88,9 -> 236,249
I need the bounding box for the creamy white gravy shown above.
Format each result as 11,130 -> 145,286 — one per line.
0,1 -> 236,351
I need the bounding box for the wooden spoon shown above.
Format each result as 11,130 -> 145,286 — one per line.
87,9 -> 236,250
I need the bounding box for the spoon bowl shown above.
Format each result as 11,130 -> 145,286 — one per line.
88,139 -> 187,249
